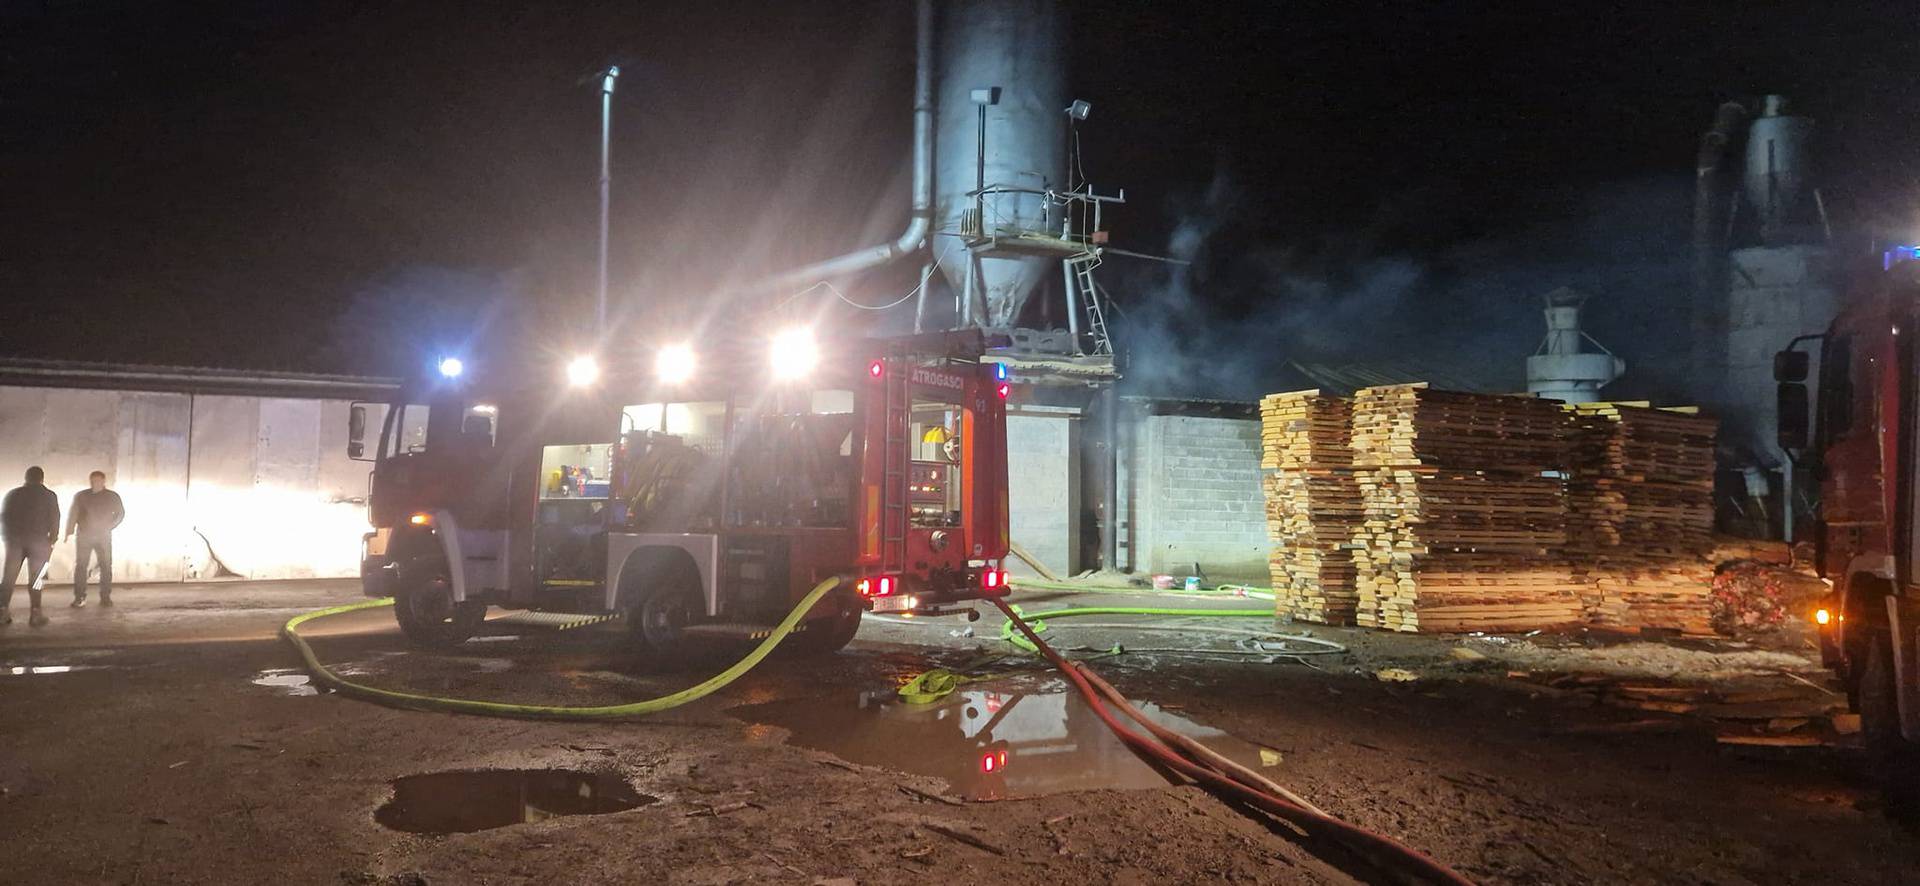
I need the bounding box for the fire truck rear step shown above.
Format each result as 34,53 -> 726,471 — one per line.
680,621 -> 813,641
486,610 -> 625,631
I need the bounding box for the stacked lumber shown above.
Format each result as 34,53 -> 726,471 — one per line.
1259,391 -> 1361,624
1260,391 -> 1352,470
1564,403 -> 1719,634
1351,385 -> 1571,473
1348,385 -> 1583,633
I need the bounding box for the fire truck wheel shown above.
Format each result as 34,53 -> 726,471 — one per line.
788,590 -> 863,655
1861,630 -> 1920,814
394,566 -> 486,649
627,570 -> 702,659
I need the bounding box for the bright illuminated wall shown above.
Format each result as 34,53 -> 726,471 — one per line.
0,386 -> 371,584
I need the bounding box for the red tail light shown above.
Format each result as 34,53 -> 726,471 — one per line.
981,753 -> 998,773
996,383 -> 1010,399
981,569 -> 1007,590
868,360 -> 885,379
857,576 -> 898,597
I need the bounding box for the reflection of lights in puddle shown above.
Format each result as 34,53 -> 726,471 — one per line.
3,664 -> 109,676
251,668 -> 327,696
733,684 -> 1276,801
469,659 -> 515,674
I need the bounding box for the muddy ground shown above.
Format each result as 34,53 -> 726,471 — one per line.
2,580 -> 1916,884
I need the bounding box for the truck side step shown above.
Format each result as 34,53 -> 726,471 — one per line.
681,621 -> 812,641
488,610 -> 625,631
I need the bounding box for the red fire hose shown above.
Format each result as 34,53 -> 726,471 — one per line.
991,598 -> 1474,886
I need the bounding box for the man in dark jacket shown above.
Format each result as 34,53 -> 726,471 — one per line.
65,470 -> 125,608
1,466 -> 61,627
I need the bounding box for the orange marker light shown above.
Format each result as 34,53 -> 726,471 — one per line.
1814,608 -> 1831,626
408,513 -> 432,526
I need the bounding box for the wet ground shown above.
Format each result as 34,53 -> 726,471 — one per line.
1,579 -> 1917,883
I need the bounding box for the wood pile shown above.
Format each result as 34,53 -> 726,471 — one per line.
1259,391 -> 1361,624
1348,385 -> 1584,633
1254,385 -> 1721,636
1564,403 -> 1719,634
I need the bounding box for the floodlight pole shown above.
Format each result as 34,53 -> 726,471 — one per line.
596,65 -> 620,331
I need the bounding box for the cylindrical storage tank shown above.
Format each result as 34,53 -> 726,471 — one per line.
1525,295 -> 1623,404
1743,96 -> 1815,244
1526,353 -> 1624,403
934,0 -> 1067,328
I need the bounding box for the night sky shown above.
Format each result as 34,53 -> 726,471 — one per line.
7,1 -> 1920,398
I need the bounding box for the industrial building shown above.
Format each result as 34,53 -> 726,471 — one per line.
0,360 -> 393,583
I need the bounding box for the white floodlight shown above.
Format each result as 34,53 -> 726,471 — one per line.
567,355 -> 601,387
438,357 -> 464,379
769,328 -> 820,381
656,344 -> 696,384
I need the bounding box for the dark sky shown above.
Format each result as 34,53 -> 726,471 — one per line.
6,1 -> 1920,396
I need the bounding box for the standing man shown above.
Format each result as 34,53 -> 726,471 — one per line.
66,470 -> 125,608
1,466 -> 60,627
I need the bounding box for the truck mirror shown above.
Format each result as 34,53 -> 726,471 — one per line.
1777,383 -> 1811,451
1774,350 -> 1810,383
349,404 -> 369,460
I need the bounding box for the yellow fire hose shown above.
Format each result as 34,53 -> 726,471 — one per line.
278,576 -> 841,719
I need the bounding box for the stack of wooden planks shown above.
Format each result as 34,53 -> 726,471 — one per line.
1348,384 -> 1584,633
1564,403 -> 1719,634
1259,391 -> 1362,624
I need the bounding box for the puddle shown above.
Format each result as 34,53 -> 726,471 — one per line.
1,664 -> 112,676
375,769 -> 656,834
251,668 -> 324,696
735,684 -> 1272,800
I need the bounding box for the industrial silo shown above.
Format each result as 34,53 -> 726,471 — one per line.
933,0 -> 1068,329
1694,95 -> 1838,536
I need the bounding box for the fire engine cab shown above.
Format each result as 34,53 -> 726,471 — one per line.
1778,249 -> 1920,785
349,328 -> 1011,658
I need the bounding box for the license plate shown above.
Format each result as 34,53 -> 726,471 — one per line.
870,594 -> 917,613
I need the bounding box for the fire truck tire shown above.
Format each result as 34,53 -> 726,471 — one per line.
626,565 -> 702,660
1861,631 -> 1920,813
393,563 -> 486,649
789,590 -> 863,655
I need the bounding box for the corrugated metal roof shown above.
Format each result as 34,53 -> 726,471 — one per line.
1281,360 -> 1508,396
0,358 -> 401,400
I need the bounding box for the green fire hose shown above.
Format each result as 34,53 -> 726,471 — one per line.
279,576 -> 842,719
995,603 -> 1284,652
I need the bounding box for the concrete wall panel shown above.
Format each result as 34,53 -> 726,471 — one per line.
111,393 -> 191,582
1005,412 -> 1078,577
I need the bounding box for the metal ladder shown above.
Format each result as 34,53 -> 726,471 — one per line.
880,351 -> 911,574
1069,252 -> 1114,356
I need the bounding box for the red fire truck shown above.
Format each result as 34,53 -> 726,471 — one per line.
1778,249 -> 1920,781
349,328 -> 1012,658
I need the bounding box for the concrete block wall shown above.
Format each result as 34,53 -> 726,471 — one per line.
0,385 -> 369,585
1005,410 -> 1080,578
1129,413 -> 1269,583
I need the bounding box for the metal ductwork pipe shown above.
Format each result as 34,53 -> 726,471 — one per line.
1691,100 -> 1748,370
742,0 -> 935,297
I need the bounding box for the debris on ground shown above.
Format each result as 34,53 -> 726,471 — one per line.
1374,668 -> 1420,682
1710,561 -> 1795,635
